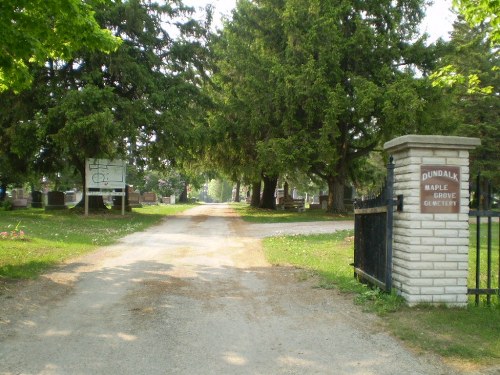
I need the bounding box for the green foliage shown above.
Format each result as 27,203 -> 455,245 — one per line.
0,0 -> 121,92
1,200 -> 13,211
433,19 -> 500,184
207,179 -> 233,203
141,169 -> 186,198
453,0 -> 500,44
208,0 -> 451,213
0,1 -> 213,193
432,0 -> 499,104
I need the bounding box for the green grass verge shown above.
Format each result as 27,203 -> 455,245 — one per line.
231,202 -> 353,223
262,227 -> 500,366
0,204 -> 196,279
469,222 -> 499,305
388,305 -> 500,365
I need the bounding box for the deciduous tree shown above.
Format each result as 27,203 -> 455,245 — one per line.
0,0 -> 121,92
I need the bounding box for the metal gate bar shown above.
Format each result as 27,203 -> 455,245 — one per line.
353,157 -> 400,292
468,174 -> 500,306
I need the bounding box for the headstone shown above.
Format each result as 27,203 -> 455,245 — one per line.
31,191 -> 43,208
12,188 -> 28,209
309,195 -> 321,209
112,187 -> 131,212
45,191 -> 67,211
320,195 -> 328,210
142,192 -> 157,204
64,191 -> 76,203
162,196 -> 171,204
128,192 -> 141,207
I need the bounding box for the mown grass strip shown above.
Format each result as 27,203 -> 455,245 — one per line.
231,202 -> 352,223
0,204 -> 196,279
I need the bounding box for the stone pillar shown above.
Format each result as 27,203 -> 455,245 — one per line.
384,135 -> 480,307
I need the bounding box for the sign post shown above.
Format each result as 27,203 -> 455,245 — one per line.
85,159 -> 126,216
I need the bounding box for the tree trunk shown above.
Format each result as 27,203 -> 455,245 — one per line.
260,175 -> 278,209
250,181 -> 261,208
234,180 -> 241,202
179,182 -> 188,203
327,175 -> 346,213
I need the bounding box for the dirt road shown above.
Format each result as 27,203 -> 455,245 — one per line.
0,204 -> 460,374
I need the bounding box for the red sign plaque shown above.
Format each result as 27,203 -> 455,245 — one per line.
420,165 -> 460,213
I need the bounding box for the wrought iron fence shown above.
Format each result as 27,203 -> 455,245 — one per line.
353,157 -> 401,292
468,174 -> 500,305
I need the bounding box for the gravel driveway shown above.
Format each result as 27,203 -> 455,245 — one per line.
0,204 -> 463,374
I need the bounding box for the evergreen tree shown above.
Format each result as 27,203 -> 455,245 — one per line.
210,0 -> 449,212
440,19 -> 499,184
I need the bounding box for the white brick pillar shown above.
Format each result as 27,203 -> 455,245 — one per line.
384,135 -> 480,307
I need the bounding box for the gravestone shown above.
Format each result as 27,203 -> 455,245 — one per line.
12,188 -> 29,209
112,187 -> 131,212
128,192 -> 141,208
64,191 -> 76,203
31,191 -> 43,208
45,191 -> 67,211
142,192 -> 157,204
320,195 -> 328,210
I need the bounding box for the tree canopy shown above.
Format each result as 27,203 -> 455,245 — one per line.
0,0 -> 121,92
437,18 -> 499,185
0,0 -> 213,208
207,0 -> 451,211
453,0 -> 499,44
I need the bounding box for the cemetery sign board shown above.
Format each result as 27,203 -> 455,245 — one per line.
420,165 -> 460,213
85,159 -> 126,190
85,158 -> 126,216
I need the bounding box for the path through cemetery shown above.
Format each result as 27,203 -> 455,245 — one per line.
1,204 -> 462,374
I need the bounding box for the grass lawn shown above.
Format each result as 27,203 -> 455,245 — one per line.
0,204 -> 196,279
263,224 -> 500,367
469,222 -> 499,304
231,202 -> 352,223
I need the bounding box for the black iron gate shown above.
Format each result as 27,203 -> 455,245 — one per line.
468,174 -> 500,305
353,157 -> 401,292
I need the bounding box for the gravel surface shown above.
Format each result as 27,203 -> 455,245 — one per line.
0,204 -> 475,374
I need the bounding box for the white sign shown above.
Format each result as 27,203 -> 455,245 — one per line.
85,158 -> 126,189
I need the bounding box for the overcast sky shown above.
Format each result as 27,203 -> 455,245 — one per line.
183,0 -> 456,42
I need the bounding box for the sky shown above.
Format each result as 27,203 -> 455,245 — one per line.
183,0 -> 457,42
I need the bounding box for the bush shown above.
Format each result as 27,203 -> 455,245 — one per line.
1,199 -> 13,211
